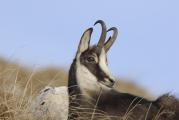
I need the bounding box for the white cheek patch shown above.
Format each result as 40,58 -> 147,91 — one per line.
78,38 -> 89,54
99,48 -> 115,80
76,61 -> 100,96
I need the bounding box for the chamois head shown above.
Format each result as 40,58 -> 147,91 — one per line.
73,20 -> 118,95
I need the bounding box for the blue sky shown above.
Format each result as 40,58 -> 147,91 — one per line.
0,0 -> 179,96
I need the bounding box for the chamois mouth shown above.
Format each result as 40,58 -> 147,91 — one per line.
99,78 -> 115,88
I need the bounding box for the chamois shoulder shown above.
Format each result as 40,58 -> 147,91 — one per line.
156,94 -> 179,109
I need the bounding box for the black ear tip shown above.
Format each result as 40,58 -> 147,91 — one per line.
88,27 -> 93,32
86,27 -> 93,33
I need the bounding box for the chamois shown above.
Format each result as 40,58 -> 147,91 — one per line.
68,20 -> 179,120
31,20 -> 179,120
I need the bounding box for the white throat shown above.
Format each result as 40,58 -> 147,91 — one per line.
76,61 -> 101,97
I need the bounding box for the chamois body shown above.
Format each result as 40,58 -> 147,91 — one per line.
68,57 -> 179,120
68,20 -> 179,120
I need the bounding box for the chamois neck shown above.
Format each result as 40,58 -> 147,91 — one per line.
68,59 -> 83,119
68,59 -> 81,96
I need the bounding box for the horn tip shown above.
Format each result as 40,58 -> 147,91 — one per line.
107,27 -> 118,32
94,20 -> 104,26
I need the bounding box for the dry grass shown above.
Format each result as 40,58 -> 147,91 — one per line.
0,58 -> 154,120
0,58 -> 67,120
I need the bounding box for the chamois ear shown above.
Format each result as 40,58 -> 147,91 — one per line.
76,28 -> 93,56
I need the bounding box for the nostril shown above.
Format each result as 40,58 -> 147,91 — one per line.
110,79 -> 115,84
105,77 -> 115,84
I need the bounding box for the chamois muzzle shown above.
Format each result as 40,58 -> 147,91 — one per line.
97,67 -> 115,88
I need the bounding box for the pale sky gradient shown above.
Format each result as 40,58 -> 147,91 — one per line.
0,0 -> 179,97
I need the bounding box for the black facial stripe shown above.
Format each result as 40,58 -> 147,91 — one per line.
97,65 -> 104,77
96,64 -> 110,81
82,62 -> 98,77
80,59 -> 110,82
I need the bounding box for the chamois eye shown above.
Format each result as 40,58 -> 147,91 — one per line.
86,56 -> 95,63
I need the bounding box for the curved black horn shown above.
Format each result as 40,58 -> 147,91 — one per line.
104,27 -> 118,52
94,20 -> 107,51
